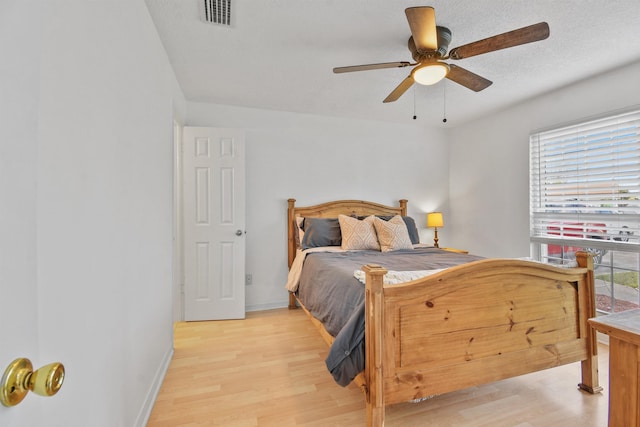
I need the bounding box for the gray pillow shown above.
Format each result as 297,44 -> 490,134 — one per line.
400,216 -> 420,244
301,218 -> 342,249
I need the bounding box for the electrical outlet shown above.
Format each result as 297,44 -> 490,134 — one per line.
245,273 -> 252,285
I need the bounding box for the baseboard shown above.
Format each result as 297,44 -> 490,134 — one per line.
246,300 -> 288,312
134,344 -> 174,427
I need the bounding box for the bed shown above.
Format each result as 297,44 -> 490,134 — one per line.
286,198 -> 601,427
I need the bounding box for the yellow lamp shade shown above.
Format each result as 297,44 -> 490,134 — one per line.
427,212 -> 444,228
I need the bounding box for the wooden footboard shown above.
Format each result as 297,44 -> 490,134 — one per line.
363,251 -> 601,426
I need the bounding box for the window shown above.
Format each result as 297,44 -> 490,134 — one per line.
529,107 -> 640,313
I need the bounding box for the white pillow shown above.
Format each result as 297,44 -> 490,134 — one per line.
373,215 -> 414,252
338,214 -> 380,251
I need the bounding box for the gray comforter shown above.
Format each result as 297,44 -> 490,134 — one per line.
296,247 -> 483,386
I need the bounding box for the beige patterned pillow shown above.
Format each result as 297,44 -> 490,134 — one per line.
338,214 -> 380,251
373,215 -> 414,252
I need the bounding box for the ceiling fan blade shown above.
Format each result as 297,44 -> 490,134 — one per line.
446,64 -> 492,92
405,6 -> 437,52
333,61 -> 412,73
383,75 -> 414,103
449,22 -> 550,60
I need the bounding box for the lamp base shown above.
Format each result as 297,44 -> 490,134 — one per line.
433,228 -> 439,248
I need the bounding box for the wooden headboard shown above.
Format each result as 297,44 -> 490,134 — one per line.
287,198 -> 408,268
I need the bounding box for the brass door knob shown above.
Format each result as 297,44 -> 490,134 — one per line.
0,358 -> 65,407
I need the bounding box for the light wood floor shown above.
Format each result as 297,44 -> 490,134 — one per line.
148,308 -> 610,426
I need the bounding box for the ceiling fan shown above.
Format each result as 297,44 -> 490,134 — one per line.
333,6 -> 550,103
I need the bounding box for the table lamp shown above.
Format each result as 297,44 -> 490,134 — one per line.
427,212 -> 444,248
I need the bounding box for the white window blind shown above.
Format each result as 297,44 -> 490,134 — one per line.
530,108 -> 640,252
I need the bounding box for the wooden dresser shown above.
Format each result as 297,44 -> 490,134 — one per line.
589,309 -> 640,427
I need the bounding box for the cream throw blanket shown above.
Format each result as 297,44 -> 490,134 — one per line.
353,268 -> 444,285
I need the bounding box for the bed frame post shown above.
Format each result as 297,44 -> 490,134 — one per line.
399,199 -> 408,216
287,198 -> 297,269
575,251 -> 603,394
288,199 -> 298,309
363,264 -> 387,427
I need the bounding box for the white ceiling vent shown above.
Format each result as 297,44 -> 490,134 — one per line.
200,0 -> 232,26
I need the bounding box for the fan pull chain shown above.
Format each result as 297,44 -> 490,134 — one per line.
413,86 -> 417,120
442,82 -> 447,123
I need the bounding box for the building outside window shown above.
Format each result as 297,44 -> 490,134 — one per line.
529,107 -> 640,313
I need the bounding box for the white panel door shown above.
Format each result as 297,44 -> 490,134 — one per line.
0,0 -> 42,424
183,127 -> 245,321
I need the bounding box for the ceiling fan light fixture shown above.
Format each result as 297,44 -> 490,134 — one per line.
412,62 -> 449,85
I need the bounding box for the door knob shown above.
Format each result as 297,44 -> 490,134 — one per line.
235,229 -> 244,236
0,358 -> 65,407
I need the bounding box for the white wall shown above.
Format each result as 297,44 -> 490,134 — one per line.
448,60 -> 640,257
0,1 -> 185,426
188,103 -> 448,310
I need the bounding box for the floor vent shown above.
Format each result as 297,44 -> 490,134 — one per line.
201,0 -> 232,26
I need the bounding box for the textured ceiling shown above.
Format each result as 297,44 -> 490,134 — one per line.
145,0 -> 640,127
